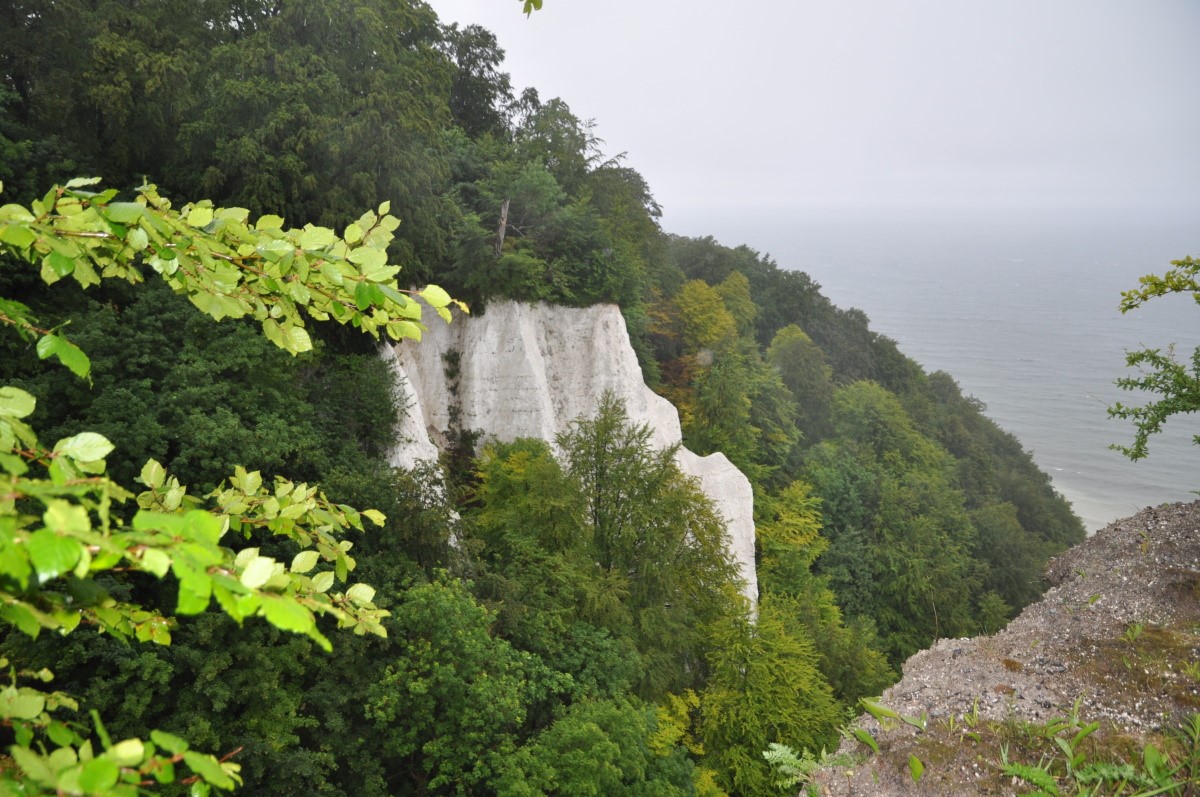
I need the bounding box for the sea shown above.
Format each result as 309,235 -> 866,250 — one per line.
667,206 -> 1198,533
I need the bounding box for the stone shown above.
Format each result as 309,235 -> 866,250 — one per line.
386,300 -> 758,604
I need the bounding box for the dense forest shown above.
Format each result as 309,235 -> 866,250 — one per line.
0,1 -> 1084,795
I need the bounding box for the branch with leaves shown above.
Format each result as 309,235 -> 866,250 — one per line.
0,179 -> 465,794
1109,255 -> 1200,462
1118,256 -> 1200,312
0,177 -> 467,377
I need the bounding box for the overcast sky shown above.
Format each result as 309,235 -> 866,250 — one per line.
427,0 -> 1199,226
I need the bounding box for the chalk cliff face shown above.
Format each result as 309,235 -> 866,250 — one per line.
385,300 -> 758,604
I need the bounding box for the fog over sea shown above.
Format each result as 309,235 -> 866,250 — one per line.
670,207 -> 1198,532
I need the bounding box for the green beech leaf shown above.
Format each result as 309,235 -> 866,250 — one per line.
311,571 -> 335,593
45,251 -> 75,277
261,318 -> 285,349
183,751 -> 235,790
361,509 -> 386,527
105,202 -> 144,224
244,471 -> 264,494
239,556 -> 275,589
47,722 -> 76,747
46,746 -> 76,776
186,206 -> 214,227
27,530 -> 82,581
11,746 -> 55,784
79,757 -> 120,792
346,583 -> 376,605
140,548 -> 171,578
0,223 -> 36,248
140,459 -> 166,489
35,334 -> 91,378
43,501 -> 89,534
257,237 -> 292,262
259,595 -> 313,635
181,510 -> 223,544
1,603 -> 41,636
212,584 -> 243,623
0,451 -> 27,475
55,431 -> 114,462
127,226 -> 149,251
347,246 -> 387,271
376,283 -> 413,310
176,578 -> 212,615
234,547 -> 259,571
0,386 -> 36,418
72,546 -> 92,578
362,264 -> 400,283
109,738 -> 145,767
286,325 -> 311,353
151,730 -> 189,755
419,284 -> 452,309
291,550 -> 319,573
386,320 -> 422,341
0,688 -> 45,720
299,226 -> 336,249
0,204 -> 35,223
354,281 -> 382,310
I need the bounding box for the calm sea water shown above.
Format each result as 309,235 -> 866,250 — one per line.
669,207 -> 1198,532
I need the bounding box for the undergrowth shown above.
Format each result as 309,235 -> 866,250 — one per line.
813,698 -> 1200,795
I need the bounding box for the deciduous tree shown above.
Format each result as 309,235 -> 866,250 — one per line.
0,178 -> 461,793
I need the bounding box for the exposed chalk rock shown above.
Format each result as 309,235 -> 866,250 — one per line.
382,343 -> 440,468
386,300 -> 758,604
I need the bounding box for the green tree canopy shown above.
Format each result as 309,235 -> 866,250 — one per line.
700,601 -> 841,797
468,396 -> 742,699
806,382 -> 980,662
767,324 -> 834,441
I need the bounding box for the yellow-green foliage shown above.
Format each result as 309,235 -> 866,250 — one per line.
700,600 -> 841,797
714,271 -> 758,338
649,690 -> 704,756
692,767 -> 731,797
758,481 -> 827,555
675,279 -> 737,353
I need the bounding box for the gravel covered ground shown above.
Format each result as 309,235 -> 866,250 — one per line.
808,501 -> 1200,796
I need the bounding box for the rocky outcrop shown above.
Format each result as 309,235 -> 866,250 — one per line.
385,300 -> 758,604
809,501 -> 1200,795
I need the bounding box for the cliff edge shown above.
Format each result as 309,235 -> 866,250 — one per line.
810,500 -> 1200,795
384,300 -> 758,604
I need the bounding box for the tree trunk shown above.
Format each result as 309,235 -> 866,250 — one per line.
494,198 -> 510,259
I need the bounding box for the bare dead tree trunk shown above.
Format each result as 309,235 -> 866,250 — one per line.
494,198 -> 510,259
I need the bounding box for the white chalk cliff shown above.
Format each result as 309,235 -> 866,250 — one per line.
385,300 -> 758,604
